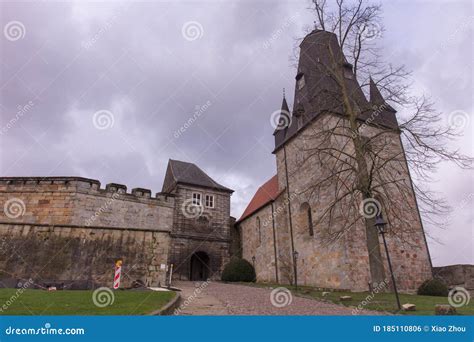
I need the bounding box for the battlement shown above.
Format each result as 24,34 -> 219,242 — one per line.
0,177 -> 173,204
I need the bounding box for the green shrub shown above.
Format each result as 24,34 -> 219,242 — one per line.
417,279 -> 448,297
221,258 -> 256,282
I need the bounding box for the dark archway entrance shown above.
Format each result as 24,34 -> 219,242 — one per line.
190,251 -> 210,281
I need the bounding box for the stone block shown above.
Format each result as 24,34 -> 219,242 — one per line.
435,305 -> 456,315
339,295 -> 352,301
402,303 -> 416,311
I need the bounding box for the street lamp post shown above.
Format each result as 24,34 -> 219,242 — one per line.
293,250 -> 299,292
375,216 -> 402,311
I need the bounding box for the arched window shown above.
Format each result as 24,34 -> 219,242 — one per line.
300,202 -> 314,236
256,217 -> 261,244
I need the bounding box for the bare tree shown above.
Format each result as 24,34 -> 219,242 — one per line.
286,0 -> 472,284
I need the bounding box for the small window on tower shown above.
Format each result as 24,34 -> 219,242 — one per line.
344,68 -> 354,79
343,63 -> 354,80
192,193 -> 201,206
297,116 -> 303,129
297,74 -> 306,89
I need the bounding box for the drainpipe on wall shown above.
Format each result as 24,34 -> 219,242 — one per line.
283,146 -> 297,285
271,202 -> 279,283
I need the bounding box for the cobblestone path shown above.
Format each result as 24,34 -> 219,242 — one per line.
172,281 -> 383,315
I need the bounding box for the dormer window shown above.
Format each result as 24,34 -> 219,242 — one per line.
343,62 -> 354,79
297,116 -> 303,129
296,72 -> 306,90
344,68 -> 354,79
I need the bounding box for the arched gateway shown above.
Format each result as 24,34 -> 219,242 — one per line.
190,251 -> 210,281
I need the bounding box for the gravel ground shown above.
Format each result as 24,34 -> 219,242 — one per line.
173,281 -> 384,315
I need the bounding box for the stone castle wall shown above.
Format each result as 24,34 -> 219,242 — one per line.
434,265 -> 474,294
0,177 -> 174,288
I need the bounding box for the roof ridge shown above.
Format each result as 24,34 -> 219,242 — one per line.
166,159 -> 233,193
237,174 -> 279,223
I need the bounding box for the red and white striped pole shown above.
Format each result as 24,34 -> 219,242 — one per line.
113,260 -> 122,289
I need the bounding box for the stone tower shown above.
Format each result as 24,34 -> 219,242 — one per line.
237,30 -> 432,292
162,159 -> 233,281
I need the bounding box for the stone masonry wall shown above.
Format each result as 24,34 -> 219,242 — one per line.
0,177 -> 174,288
170,184 -> 231,280
273,113 -> 432,292
239,192 -> 294,285
0,224 -> 170,288
240,203 -> 278,283
434,265 -> 474,295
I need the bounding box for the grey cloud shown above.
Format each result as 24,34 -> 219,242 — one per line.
0,0 -> 472,266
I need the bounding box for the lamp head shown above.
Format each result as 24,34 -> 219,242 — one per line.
375,215 -> 387,233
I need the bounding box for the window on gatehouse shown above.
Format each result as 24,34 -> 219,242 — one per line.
205,194 -> 214,208
192,192 -> 201,205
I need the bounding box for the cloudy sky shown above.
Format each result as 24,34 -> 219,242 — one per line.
1,0 -> 472,266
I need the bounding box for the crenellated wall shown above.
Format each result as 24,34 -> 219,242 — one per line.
0,177 -> 174,289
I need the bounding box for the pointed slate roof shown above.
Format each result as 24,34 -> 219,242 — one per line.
368,77 -> 398,128
273,95 -> 291,136
237,175 -> 283,223
369,77 -> 395,112
273,30 -> 400,152
162,159 -> 233,193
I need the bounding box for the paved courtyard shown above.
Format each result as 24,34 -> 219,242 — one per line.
172,281 -> 383,315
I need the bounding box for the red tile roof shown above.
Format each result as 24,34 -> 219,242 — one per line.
237,175 -> 283,223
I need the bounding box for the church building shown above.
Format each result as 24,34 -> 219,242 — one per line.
236,29 -> 433,293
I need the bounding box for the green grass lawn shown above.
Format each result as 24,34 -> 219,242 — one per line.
0,289 -> 176,315
250,283 -> 474,315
